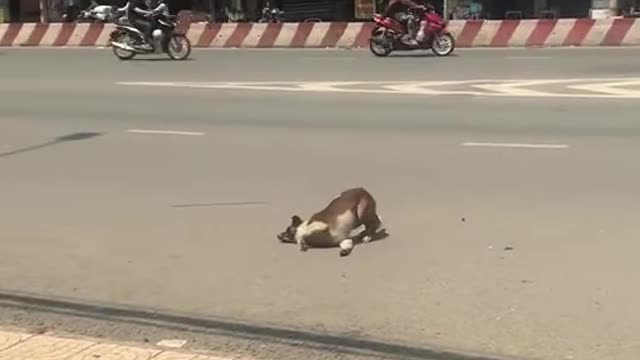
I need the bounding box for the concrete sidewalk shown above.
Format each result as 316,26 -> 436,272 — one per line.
0,327 -> 234,360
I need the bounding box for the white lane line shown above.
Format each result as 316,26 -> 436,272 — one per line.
127,129 -> 206,136
462,142 -> 569,149
506,56 -> 551,60
301,57 -> 356,61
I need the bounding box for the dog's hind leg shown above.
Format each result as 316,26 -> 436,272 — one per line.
362,211 -> 382,244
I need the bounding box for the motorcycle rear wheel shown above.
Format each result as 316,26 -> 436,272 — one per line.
369,28 -> 393,57
166,34 -> 192,61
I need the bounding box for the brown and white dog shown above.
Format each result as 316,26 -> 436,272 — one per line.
277,187 -> 384,257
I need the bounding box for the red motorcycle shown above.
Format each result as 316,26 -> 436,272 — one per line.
369,6 -> 455,57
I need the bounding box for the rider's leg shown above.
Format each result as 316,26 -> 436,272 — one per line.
400,13 -> 418,45
131,18 -> 152,48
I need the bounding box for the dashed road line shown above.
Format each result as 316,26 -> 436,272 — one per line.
506,56 -> 551,60
462,142 -> 569,149
127,130 -> 206,136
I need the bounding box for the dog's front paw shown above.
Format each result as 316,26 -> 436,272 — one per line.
362,235 -> 372,243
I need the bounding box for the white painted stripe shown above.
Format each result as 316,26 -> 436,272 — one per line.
117,78 -> 640,99
508,20 -> 538,47
96,24 -> 115,46
12,23 -> 36,46
242,23 -> 268,47
446,20 -> 466,39
545,18 -> 576,46
384,81 -> 471,94
67,23 -> 91,46
506,56 -> 551,59
621,19 -> 640,45
335,22 -> 363,48
582,18 -> 612,46
39,23 -> 63,46
0,24 -> 9,43
305,23 -> 331,47
473,79 -> 573,96
186,22 -> 206,46
472,21 -> 501,47
302,56 -> 355,60
568,80 -> 640,96
273,23 -> 298,47
127,129 -> 206,136
211,23 -> 237,47
462,142 -> 569,149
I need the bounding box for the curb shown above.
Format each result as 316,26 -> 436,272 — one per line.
0,326 -> 237,360
1,18 -> 640,48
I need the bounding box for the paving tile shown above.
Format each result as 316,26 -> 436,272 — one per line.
70,343 -> 162,360
0,335 -> 94,360
0,329 -> 32,352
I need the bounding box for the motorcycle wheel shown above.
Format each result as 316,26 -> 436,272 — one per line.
369,27 -> 393,57
431,33 -> 455,57
111,31 -> 136,60
166,34 -> 191,61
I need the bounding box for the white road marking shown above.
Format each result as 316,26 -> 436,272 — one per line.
302,57 -> 355,61
568,80 -> 640,96
127,129 -> 205,136
117,78 -> 640,99
462,142 -> 569,149
506,56 -> 551,60
472,79 -> 573,97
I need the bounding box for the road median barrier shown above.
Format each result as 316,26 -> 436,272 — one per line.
1,18 -> 639,48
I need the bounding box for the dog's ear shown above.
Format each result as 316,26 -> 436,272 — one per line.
291,215 -> 302,227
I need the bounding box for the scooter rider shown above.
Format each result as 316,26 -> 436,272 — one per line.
383,0 -> 427,46
127,0 -> 170,50
127,0 -> 153,50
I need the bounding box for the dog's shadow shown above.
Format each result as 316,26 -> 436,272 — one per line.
277,228 -> 390,248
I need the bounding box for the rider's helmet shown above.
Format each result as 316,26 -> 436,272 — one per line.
412,0 -> 432,9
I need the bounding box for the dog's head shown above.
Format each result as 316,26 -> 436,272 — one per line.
277,215 -> 303,243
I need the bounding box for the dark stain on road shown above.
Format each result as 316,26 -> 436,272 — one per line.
0,132 -> 103,159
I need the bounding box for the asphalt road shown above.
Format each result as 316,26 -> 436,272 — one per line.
1,47 -> 640,360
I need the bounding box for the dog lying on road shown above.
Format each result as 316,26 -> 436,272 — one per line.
277,187 -> 385,257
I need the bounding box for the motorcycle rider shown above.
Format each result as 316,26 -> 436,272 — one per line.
383,0 -> 428,46
145,0 -> 170,45
127,0 -> 153,50
127,0 -> 168,50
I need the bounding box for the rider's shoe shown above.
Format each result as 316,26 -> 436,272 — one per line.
136,43 -> 152,51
